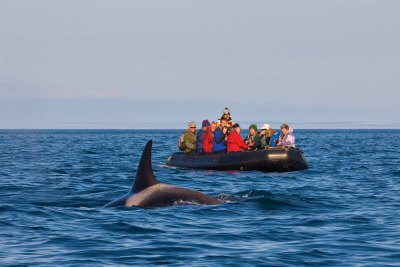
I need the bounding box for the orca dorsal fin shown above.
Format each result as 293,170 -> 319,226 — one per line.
131,140 -> 159,193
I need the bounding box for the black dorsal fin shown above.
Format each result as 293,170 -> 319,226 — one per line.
131,140 -> 159,193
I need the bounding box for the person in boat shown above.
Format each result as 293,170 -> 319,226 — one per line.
255,124 -> 279,149
183,121 -> 197,154
217,107 -> 233,130
213,118 -> 228,153
256,123 -> 271,149
196,119 -> 210,153
276,123 -> 296,148
203,121 -> 217,154
227,123 -> 249,153
244,124 -> 259,150
268,127 -> 280,147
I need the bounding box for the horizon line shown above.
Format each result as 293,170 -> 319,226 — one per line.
1,128 -> 399,131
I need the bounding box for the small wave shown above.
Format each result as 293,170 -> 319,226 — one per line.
83,149 -> 97,155
237,189 -> 273,198
391,170 -> 400,176
213,190 -> 281,206
102,221 -> 164,234
247,197 -> 296,208
294,218 -> 327,227
214,193 -> 241,203
159,164 -> 172,169
0,204 -> 19,212
49,168 -> 69,175
228,189 -> 301,208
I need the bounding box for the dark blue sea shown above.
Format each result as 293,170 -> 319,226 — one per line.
1,129 -> 399,266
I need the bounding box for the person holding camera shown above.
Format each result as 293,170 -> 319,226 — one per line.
217,107 -> 234,131
244,124 -> 259,150
213,118 -> 229,153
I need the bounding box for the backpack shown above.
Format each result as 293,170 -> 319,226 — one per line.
178,134 -> 186,151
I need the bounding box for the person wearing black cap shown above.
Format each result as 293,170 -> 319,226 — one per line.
227,123 -> 249,153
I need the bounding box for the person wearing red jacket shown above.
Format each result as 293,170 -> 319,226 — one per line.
203,121 -> 217,154
227,123 -> 249,153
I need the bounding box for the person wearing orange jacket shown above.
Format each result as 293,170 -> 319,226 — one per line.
227,123 -> 249,153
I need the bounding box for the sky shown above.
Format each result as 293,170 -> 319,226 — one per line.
1,0 -> 399,129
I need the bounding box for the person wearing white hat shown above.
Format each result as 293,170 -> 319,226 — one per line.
256,123 -> 275,149
260,124 -> 270,131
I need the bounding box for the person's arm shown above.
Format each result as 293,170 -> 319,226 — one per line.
214,130 -> 226,144
238,135 -> 249,150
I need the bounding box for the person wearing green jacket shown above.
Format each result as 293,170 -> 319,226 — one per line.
244,124 -> 259,150
183,121 -> 197,154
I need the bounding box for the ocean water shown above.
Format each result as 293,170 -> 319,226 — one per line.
1,129 -> 399,266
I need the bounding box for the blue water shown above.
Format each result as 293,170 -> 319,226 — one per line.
1,129 -> 399,266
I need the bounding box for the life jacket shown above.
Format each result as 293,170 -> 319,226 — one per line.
244,132 -> 258,144
217,117 -> 233,129
278,133 -> 288,143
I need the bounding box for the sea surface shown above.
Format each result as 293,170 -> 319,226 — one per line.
1,129 -> 399,266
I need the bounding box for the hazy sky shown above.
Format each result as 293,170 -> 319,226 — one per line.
1,0 -> 399,129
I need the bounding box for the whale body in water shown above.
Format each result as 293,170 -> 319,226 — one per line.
104,140 -> 220,208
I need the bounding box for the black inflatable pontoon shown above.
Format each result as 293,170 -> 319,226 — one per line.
166,147 -> 308,172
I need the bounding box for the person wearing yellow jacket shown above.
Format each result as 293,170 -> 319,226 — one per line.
217,107 -> 234,130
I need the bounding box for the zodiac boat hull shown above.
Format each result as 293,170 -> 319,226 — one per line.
166,147 -> 308,172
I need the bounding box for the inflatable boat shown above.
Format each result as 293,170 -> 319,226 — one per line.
166,147 -> 308,172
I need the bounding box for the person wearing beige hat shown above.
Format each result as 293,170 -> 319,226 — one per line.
183,121 -> 197,154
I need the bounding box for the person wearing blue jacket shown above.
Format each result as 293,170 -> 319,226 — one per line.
213,118 -> 228,152
269,128 -> 280,147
